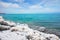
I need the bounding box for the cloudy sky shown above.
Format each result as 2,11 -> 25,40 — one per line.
0,0 -> 60,13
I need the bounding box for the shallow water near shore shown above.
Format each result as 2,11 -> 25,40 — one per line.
0,13 -> 60,31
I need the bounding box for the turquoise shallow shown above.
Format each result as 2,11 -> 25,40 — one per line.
0,13 -> 60,30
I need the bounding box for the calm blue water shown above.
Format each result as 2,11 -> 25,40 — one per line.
0,13 -> 60,30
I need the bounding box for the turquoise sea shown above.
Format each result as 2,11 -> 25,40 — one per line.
0,13 -> 60,30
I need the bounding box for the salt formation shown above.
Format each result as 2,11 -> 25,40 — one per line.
0,25 -> 10,30
0,16 -> 4,22
10,25 -> 60,40
38,27 -> 46,32
0,16 -> 16,27
0,16 -> 60,40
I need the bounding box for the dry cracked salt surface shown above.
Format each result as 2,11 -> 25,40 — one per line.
0,16 -> 60,40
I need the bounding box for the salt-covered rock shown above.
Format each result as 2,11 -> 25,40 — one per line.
0,16 -> 16,27
0,16 -> 4,23
0,24 -> 60,40
0,25 -> 10,31
5,21 -> 16,27
0,20 -> 16,27
38,27 -> 46,32
10,24 -> 60,40
0,21 -> 8,26
0,31 -> 28,40
10,24 -> 30,32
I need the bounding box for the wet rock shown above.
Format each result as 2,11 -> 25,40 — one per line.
38,27 -> 60,38
43,29 -> 60,38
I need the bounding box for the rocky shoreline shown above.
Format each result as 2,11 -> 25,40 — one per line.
0,16 -> 60,40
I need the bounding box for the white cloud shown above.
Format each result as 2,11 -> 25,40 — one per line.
40,0 -> 60,8
14,0 -> 24,4
0,0 -> 60,13
10,4 -> 20,8
24,4 -> 60,13
29,5 -> 43,9
0,2 -> 20,8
